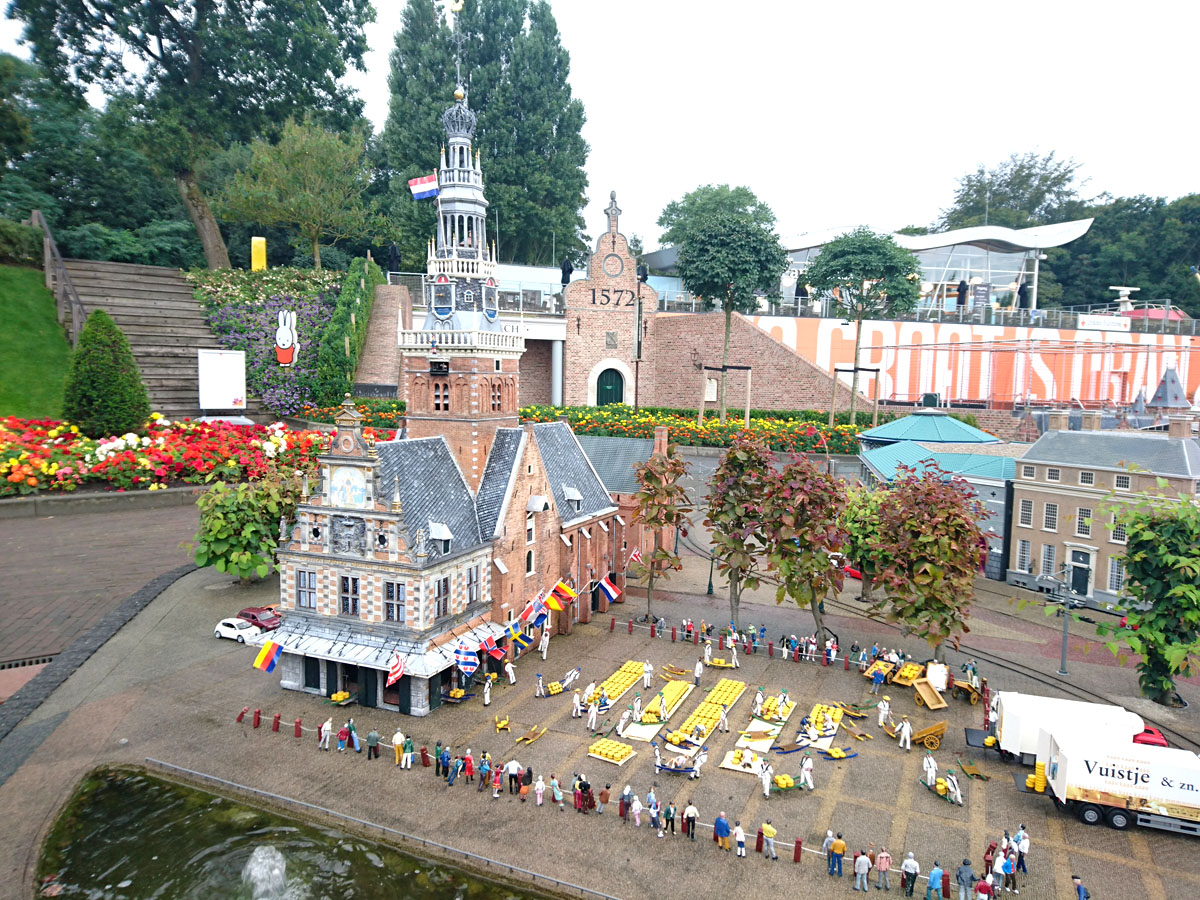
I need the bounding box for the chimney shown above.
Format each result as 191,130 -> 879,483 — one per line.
1080,410 -> 1102,431
1047,410 -> 1070,432
1168,415 -> 1193,440
653,425 -> 669,456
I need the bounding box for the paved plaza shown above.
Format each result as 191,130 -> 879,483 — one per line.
1,562 -> 1198,900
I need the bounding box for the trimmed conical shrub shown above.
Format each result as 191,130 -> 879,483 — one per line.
61,309 -> 151,436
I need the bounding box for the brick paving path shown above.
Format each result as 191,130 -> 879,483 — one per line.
354,284 -> 406,386
0,505 -> 197,664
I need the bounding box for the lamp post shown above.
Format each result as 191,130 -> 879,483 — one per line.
1037,565 -> 1076,677
706,554 -> 715,596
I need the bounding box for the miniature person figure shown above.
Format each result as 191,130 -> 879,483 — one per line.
693,657 -> 703,686
945,768 -> 963,805
584,680 -> 596,704
446,754 -> 463,786
718,703 -> 730,733
691,747 -> 708,780
617,705 -> 633,737
762,819 -> 778,860
599,687 -> 610,709
336,723 -> 349,752
536,672 -> 546,697
504,660 -> 516,684
653,742 -> 663,773
572,689 -> 582,718
392,727 -> 405,765
464,749 -> 474,783
587,699 -> 599,731
633,693 -> 642,721
734,820 -> 746,856
776,688 -> 789,716
800,751 -> 815,790
319,717 -> 333,751
535,774 -> 545,806
859,646 -> 869,672
923,749 -> 939,786
402,734 -> 414,769
878,695 -> 892,728
348,718 -> 360,752
365,728 -> 380,761
483,675 -> 491,706
643,659 -> 653,688
704,640 -> 713,666
657,691 -> 668,721
898,715 -> 913,750
539,627 -> 550,660
631,793 -> 642,827
562,667 -> 581,690
760,758 -> 774,798
805,718 -> 820,743
753,686 -> 765,718
730,641 -> 740,668
491,765 -> 503,799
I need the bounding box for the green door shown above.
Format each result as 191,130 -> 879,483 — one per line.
596,368 -> 624,405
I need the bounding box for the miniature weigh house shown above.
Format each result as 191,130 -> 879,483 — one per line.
271,81 -> 637,716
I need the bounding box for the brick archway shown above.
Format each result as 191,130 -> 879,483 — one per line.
586,358 -> 634,406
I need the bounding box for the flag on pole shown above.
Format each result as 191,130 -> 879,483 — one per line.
387,650 -> 406,686
629,546 -> 643,565
408,172 -> 440,200
253,640 -> 282,672
481,635 -> 505,660
454,641 -> 479,675
506,620 -> 533,651
598,574 -> 621,602
530,596 -> 550,628
551,580 -> 577,601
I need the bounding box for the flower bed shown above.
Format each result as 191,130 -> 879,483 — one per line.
519,404 -> 864,453
299,398 -> 406,429
0,415 -> 388,497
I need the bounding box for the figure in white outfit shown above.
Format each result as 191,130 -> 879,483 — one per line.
539,629 -> 550,660
587,700 -> 599,731
535,673 -> 546,697
562,667 -> 581,690
319,717 -> 333,751
704,641 -> 712,666
571,690 -> 582,718
642,660 -> 653,688
922,750 -> 938,786
504,660 -> 516,684
690,747 -> 707,779
898,716 -> 913,750
583,680 -> 596,704
632,694 -> 642,720
760,759 -> 774,798
730,642 -> 739,668
653,743 -> 663,772
483,676 -> 491,706
753,687 -> 764,718
656,692 -> 668,721
945,769 -> 963,805
775,689 -> 789,717
877,696 -> 891,728
718,704 -> 730,733
799,752 -> 815,790
616,707 -> 632,737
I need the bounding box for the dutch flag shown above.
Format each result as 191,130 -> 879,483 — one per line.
408,172 -> 439,200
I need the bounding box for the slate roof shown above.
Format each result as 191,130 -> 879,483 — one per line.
575,435 -> 656,495
860,441 -> 1015,483
1148,366 -> 1191,409
477,428 -> 525,539
1020,430 -> 1200,478
375,436 -> 485,564
858,409 -> 1000,446
531,422 -> 617,526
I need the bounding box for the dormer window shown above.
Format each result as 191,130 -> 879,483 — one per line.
429,521 -> 453,555
564,485 -> 583,514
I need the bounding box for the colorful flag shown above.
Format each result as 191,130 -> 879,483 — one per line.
545,593 -> 564,612
455,641 -> 479,675
551,580 -> 577,603
253,640 -> 282,673
387,651 -> 406,686
628,546 -> 643,565
530,596 -> 549,628
506,620 -> 533,651
599,574 -> 622,603
408,172 -> 439,200
481,635 -> 505,660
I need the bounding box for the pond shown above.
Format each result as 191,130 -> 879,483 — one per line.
38,769 -> 547,900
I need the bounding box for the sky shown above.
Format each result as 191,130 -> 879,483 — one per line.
4,1 -> 1198,251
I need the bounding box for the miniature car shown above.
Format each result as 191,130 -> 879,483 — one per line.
1133,727 -> 1168,748
1119,615 -> 1139,631
237,607 -> 281,631
214,617 -> 263,643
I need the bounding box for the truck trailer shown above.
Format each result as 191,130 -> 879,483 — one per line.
1038,730 -> 1200,835
992,692 -> 1145,765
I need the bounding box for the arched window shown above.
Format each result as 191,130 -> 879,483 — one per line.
492,381 -> 503,411
433,381 -> 450,411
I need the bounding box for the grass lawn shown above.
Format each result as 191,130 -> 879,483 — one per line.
0,265 -> 71,419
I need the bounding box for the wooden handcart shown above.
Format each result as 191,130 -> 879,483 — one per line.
888,662 -> 925,687
862,660 -> 894,682
912,678 -> 948,710
914,720 -> 948,750
950,676 -> 987,706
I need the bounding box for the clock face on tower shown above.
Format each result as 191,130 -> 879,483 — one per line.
329,465 -> 367,509
602,253 -> 624,277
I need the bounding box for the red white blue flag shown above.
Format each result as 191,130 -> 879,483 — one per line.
629,547 -> 643,565
480,635 -> 505,660
454,641 -> 479,675
408,172 -> 439,200
598,575 -> 621,603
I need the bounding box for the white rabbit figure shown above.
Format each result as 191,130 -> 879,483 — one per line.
275,309 -> 298,366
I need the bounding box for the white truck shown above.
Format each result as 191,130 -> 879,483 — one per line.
992,692 -> 1145,765
1038,729 -> 1200,835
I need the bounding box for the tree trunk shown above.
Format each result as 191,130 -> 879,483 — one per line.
807,584 -> 827,642
645,567 -> 655,623
860,571 -> 875,604
175,171 -> 230,269
312,238 -> 322,270
728,567 -> 741,633
847,317 -> 863,423
719,306 -> 732,424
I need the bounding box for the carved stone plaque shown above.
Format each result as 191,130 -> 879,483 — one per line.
331,516 -> 366,555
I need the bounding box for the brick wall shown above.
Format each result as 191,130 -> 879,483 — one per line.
972,408 -> 1022,441
355,284 -> 407,386
520,339 -> 553,407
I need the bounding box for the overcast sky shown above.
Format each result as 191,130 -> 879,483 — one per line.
4,1 -> 1197,250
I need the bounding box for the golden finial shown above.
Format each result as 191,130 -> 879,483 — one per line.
453,87 -> 465,101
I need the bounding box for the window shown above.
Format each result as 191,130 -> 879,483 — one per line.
1115,474 -> 1131,490
1041,544 -> 1057,576
384,581 -> 405,624
466,565 -> 480,605
1043,503 -> 1058,531
433,380 -> 450,411
1021,465 -> 1035,479
495,359 -> 502,373
1016,539 -> 1032,573
1079,471 -> 1095,486
440,538 -> 451,554
526,513 -> 535,544
491,382 -> 503,411
296,570 -> 317,609
525,549 -> 535,575
1047,467 -> 1061,482
433,576 -> 450,618
1109,557 -> 1126,593
1111,521 -> 1127,544
1018,499 -> 1033,527
1075,507 -> 1092,538
339,575 -> 360,616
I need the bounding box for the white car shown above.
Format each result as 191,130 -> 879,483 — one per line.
214,617 -> 263,644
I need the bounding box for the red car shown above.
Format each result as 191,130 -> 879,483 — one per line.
238,607 -> 281,631
1133,727 -> 1169,748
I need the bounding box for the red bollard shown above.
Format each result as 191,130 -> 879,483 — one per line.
793,645 -> 801,663
271,712 -> 281,732
610,617 -> 615,632
844,655 -> 850,671
628,619 -> 633,634
236,706 -> 249,723
942,870 -> 951,896
793,837 -> 803,863
672,626 -> 677,642
650,623 -> 656,638
755,828 -> 764,853
420,746 -> 431,767
718,635 -> 724,651
712,826 -> 719,843
745,640 -> 752,656
822,651 -> 828,667
252,708 -> 261,728
768,641 -> 774,657
294,718 -> 303,738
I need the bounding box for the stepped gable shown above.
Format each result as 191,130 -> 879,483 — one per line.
476,427 -> 525,539
63,259 -> 225,420
1012,410 -> 1041,443
374,435 -> 484,564
530,422 -> 616,527
1147,366 -> 1190,409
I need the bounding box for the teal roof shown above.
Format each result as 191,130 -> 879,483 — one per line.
858,410 -> 1000,445
860,441 -> 1015,483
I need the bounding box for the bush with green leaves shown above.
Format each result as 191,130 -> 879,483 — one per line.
0,216 -> 42,265
313,257 -> 385,405
56,219 -> 204,268
61,309 -> 151,436
194,477 -> 298,581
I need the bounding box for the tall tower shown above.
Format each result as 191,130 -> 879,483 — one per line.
401,75 -> 523,492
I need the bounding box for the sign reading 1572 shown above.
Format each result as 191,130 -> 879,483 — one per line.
590,289 -> 637,306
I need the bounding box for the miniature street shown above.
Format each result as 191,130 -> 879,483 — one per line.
1,559 -> 1197,900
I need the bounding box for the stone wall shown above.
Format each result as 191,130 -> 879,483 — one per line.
519,339 -> 553,407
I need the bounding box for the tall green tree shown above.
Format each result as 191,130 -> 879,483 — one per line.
871,465 -> 986,660
761,453 -> 848,643
799,227 -> 920,421
675,213 -> 788,422
0,54 -> 33,171
938,151 -> 1092,231
217,118 -> 382,270
9,0 -> 374,269
657,184 -> 775,248
1096,491 -> 1200,706
61,309 -> 151,436
841,484 -> 890,604
704,434 -> 774,632
380,0 -> 589,267
631,443 -> 692,624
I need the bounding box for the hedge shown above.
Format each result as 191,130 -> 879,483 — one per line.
0,217 -> 43,266
314,257 -> 386,405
